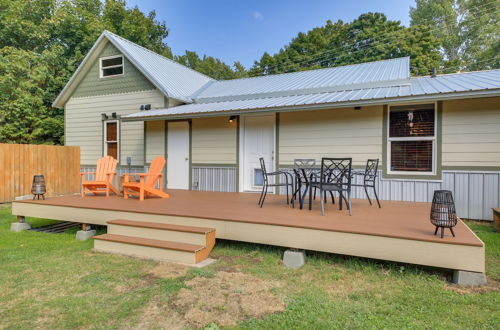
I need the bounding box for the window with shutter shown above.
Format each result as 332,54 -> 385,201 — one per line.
387,104 -> 435,174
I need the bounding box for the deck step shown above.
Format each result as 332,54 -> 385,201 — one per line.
94,234 -> 204,251
106,219 -> 216,247
93,234 -> 210,264
107,219 -> 214,234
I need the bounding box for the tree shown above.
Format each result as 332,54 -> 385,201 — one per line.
249,13 -> 441,76
0,0 -> 173,144
175,50 -> 248,80
410,0 -> 500,71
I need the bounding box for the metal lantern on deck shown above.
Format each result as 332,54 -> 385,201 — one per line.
31,175 -> 46,200
430,190 -> 458,238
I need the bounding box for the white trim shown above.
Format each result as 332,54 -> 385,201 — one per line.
104,120 -> 120,161
386,102 -> 437,176
99,55 -> 124,79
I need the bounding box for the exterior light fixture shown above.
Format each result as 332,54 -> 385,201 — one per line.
31,175 -> 46,200
111,112 -> 117,119
144,104 -> 151,110
430,190 -> 458,238
228,115 -> 237,123
101,113 -> 109,120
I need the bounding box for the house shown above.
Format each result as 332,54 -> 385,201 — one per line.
53,30 -> 500,221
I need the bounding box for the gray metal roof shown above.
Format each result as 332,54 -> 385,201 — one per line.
123,70 -> 500,120
53,31 -> 213,107
193,57 -> 410,102
105,31 -> 213,103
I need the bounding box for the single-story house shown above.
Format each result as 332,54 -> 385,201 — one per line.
53,30 -> 500,220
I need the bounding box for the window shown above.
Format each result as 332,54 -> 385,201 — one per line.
388,103 -> 435,174
99,55 -> 124,78
104,121 -> 119,160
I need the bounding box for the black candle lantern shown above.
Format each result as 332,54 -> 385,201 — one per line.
31,175 -> 46,200
430,190 -> 458,238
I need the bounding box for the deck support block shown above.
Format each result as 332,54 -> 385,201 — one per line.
10,222 -> 31,232
452,270 -> 487,286
283,249 -> 306,269
76,230 -> 96,241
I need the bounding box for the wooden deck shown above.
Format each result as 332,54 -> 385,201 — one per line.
12,190 -> 485,272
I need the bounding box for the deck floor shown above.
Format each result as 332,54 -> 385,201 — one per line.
16,190 -> 482,247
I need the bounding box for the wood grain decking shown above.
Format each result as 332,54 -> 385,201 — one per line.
15,190 -> 482,247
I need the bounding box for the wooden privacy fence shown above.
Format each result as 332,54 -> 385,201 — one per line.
0,144 -> 80,203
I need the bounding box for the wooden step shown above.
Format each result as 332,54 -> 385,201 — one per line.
106,219 -> 216,247
93,234 -> 209,264
107,219 -> 215,234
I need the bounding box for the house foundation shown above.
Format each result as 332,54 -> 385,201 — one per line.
452,270 -> 487,286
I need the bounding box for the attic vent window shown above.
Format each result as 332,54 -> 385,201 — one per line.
100,55 -> 124,78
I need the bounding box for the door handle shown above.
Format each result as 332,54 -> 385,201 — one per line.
185,157 -> 189,161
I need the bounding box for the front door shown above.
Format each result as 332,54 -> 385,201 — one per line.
240,114 -> 275,192
167,121 -> 190,189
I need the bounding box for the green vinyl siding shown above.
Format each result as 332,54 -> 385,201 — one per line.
72,42 -> 155,98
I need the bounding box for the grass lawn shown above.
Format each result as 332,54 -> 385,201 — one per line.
0,204 -> 499,329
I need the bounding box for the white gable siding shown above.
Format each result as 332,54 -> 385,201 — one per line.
65,89 -> 164,165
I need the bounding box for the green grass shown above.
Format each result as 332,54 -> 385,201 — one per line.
0,204 -> 498,329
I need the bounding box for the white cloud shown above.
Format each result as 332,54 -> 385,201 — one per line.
253,11 -> 263,20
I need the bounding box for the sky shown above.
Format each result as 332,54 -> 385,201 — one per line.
126,0 -> 416,69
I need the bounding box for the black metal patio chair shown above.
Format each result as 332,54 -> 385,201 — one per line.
258,157 -> 294,208
351,159 -> 381,208
308,158 -> 352,216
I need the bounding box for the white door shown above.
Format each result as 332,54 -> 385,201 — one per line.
240,114 -> 275,192
167,121 -> 190,189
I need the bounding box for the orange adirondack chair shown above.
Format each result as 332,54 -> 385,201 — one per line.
80,156 -> 119,197
122,156 -> 170,201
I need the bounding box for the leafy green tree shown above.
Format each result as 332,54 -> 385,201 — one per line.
249,13 -> 441,76
410,0 -> 500,71
175,50 -> 248,80
0,0 -> 174,144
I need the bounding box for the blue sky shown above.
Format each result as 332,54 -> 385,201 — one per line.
126,0 -> 416,68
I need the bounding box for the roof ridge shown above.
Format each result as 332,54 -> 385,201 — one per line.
103,30 -> 215,81
214,56 -> 410,84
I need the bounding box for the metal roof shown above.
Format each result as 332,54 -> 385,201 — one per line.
123,70 -> 500,120
53,31 -> 213,107
104,31 -> 213,103
193,57 -> 410,102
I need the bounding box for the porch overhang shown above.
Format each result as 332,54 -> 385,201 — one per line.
121,88 -> 500,122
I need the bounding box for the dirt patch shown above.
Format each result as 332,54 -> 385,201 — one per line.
447,278 -> 500,294
173,271 -> 285,327
150,262 -> 190,279
129,297 -> 187,330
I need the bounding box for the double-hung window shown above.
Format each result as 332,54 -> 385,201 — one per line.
104,121 -> 119,160
388,103 -> 436,174
99,55 -> 124,78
